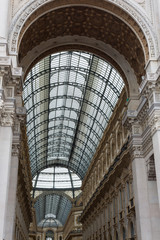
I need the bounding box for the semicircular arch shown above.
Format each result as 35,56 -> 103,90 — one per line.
8,0 -> 158,96
9,0 -> 157,60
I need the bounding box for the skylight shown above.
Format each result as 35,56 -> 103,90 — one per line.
23,51 -> 124,179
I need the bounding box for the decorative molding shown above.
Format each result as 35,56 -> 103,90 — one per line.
12,67 -> 23,77
0,110 -> 15,126
0,62 -> 22,95
140,65 -> 160,95
129,144 -> 143,161
0,56 -> 11,66
12,143 -> 20,156
122,110 -> 138,131
134,0 -> 144,3
16,107 -> 26,123
123,98 -> 149,131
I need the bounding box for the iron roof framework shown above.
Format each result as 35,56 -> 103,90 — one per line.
35,193 -> 72,227
32,166 -> 82,199
23,51 -> 124,179
23,51 -> 124,227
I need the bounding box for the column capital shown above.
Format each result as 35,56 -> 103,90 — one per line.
0,54 -> 23,95
16,107 -> 26,124
122,97 -> 148,132
129,144 -> 143,161
0,100 -> 16,127
140,65 -> 160,97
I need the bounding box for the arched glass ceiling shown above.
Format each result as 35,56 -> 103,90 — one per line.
32,167 -> 81,198
35,193 -> 72,227
23,51 -> 124,179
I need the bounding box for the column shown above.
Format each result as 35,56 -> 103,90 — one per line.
123,112 -> 153,240
148,90 -> 160,207
0,0 -> 10,40
4,134 -> 20,240
131,145 -> 152,240
0,51 -> 22,239
0,126 -> 13,240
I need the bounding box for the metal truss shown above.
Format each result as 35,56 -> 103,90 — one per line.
23,51 -> 124,227
32,167 -> 81,198
35,192 -> 72,227
23,51 -> 124,179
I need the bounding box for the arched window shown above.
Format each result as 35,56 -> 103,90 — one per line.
59,236 -> 62,240
46,230 -> 54,240
131,222 -> 134,239
123,227 -> 126,240
116,231 -> 118,240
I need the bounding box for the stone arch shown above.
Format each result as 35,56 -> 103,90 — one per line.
120,225 -> 126,240
127,219 -> 136,239
8,0 -> 158,96
9,0 -> 158,59
21,42 -> 138,97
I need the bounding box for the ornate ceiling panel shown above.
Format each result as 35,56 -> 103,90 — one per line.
19,6 -> 146,82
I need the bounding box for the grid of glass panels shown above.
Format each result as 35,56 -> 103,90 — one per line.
35,193 -> 72,227
32,166 -> 81,198
23,51 -> 124,179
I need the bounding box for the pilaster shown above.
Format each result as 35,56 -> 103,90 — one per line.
0,0 -> 10,41
0,47 -> 23,240
143,75 -> 160,210
123,111 -> 152,240
4,109 -> 26,240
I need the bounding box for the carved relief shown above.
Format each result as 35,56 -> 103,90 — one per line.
12,143 -> 20,156
1,111 -> 15,126
140,66 -> 160,95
